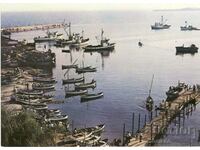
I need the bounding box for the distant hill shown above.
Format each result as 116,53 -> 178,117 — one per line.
154,7 -> 200,11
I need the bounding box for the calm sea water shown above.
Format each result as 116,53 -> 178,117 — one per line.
2,10 -> 200,145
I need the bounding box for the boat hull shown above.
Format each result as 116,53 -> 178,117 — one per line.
176,46 -> 198,54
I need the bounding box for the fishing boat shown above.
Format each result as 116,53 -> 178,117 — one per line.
151,16 -> 171,30
16,94 -> 53,100
81,92 -> 103,102
15,99 -> 47,106
74,124 -> 105,135
62,49 -> 71,53
94,139 -> 109,147
62,77 -> 84,84
65,89 -> 88,96
83,29 -> 115,52
17,89 -> 43,95
82,135 -> 101,146
146,75 -> 154,111
70,131 -> 93,142
166,82 -> 186,101
62,64 -> 78,70
34,30 -> 63,43
32,83 -> 55,90
33,77 -> 56,83
76,66 -> 97,74
46,114 -> 68,122
75,80 -> 96,89
69,31 -> 89,47
180,21 -> 200,31
34,105 -> 48,110
176,44 -> 198,54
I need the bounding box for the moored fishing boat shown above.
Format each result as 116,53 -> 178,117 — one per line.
62,64 -> 78,70
32,83 -> 55,90
180,21 -> 200,31
46,114 -> 68,122
74,124 -> 105,135
62,77 -> 84,84
176,44 -> 198,54
83,29 -> 115,52
76,66 -> 97,74
151,16 -> 171,30
75,80 -> 96,89
65,89 -> 88,96
81,92 -> 103,102
15,99 -> 47,106
166,82 -> 186,101
33,77 -> 56,83
17,89 -> 43,95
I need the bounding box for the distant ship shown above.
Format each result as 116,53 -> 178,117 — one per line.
180,21 -> 200,31
176,44 -> 198,54
151,16 -> 171,30
34,30 -> 63,42
83,29 -> 115,52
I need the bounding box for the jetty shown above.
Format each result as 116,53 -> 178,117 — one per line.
2,23 -> 64,33
127,86 -> 200,146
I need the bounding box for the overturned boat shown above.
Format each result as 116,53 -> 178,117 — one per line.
75,80 -> 96,89
81,92 -> 103,102
62,77 -> 84,84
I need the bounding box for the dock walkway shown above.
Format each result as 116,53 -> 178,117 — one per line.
128,89 -> 200,146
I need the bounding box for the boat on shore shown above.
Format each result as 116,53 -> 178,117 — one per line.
15,99 -> 47,106
62,64 -> 78,70
76,66 -> 97,74
83,29 -> 115,52
65,89 -> 88,96
75,80 -> 96,90
62,77 -> 84,84
74,124 -> 105,135
81,92 -> 103,102
32,83 -> 55,90
176,44 -> 198,54
33,77 -> 56,83
45,114 -> 68,122
17,89 -> 43,95
151,16 -> 171,30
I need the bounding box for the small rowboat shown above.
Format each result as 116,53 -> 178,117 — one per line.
95,139 -> 109,147
74,124 -> 105,135
76,66 -> 97,74
33,77 -> 56,83
17,90 -> 43,95
62,64 -> 78,70
65,89 -> 88,96
15,99 -> 47,107
70,131 -> 93,142
81,92 -> 104,102
34,105 -> 48,110
32,83 -> 55,90
16,94 -> 53,100
83,135 -> 101,146
75,80 -> 96,89
46,114 -> 68,122
62,77 -> 84,84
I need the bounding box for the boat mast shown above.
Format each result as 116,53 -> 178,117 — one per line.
148,74 -> 154,97
161,16 -> 163,24
101,29 -> 104,45
69,22 -> 72,38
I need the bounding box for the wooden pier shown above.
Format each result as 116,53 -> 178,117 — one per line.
2,23 -> 64,33
128,88 -> 200,146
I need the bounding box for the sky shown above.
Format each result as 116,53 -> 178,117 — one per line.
1,0 -> 200,12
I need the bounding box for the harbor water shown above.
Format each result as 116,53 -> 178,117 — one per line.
2,10 -> 200,145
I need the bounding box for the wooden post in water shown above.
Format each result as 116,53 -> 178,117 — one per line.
122,123 -> 126,146
144,114 -> 147,127
71,120 -> 74,132
138,113 -> 141,132
150,122 -> 153,142
131,112 -> 135,136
